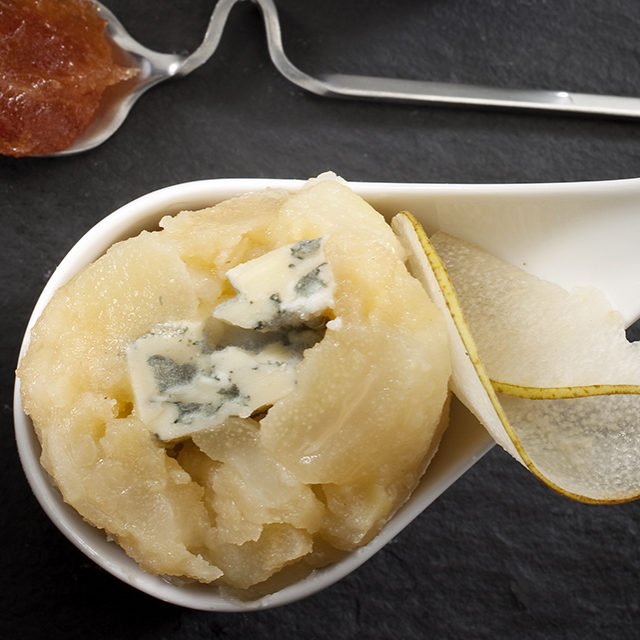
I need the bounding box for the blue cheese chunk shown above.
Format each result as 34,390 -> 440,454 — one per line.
213,237 -> 335,330
127,322 -> 300,441
127,238 -> 334,441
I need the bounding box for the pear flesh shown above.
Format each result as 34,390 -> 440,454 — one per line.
18,177 -> 451,589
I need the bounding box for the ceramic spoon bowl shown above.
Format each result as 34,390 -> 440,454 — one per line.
13,177 -> 640,609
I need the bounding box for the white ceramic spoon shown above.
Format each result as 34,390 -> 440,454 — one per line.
13,177 -> 640,610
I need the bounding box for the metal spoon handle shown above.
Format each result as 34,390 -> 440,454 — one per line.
176,0 -> 240,76
316,75 -> 640,119
98,0 -> 241,80
254,0 -> 640,120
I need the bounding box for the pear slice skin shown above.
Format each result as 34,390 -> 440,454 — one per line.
392,211 -> 640,504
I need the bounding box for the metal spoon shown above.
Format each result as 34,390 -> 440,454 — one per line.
59,0 -> 640,156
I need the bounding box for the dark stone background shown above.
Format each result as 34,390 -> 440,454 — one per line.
2,1 -> 640,638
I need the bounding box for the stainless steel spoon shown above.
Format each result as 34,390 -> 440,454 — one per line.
58,0 -> 640,156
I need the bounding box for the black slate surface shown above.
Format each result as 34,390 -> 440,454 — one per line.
2,1 -> 640,638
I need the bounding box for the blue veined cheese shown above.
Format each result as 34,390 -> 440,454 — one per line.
127,322 -> 304,441
127,238 -> 335,441
213,237 -> 335,331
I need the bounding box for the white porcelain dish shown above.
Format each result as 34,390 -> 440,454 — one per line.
14,177 -> 640,610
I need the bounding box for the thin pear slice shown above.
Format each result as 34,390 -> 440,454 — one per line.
391,213 -> 520,461
430,231 -> 640,388
392,212 -> 640,503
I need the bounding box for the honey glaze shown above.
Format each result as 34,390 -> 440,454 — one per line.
0,0 -> 136,157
